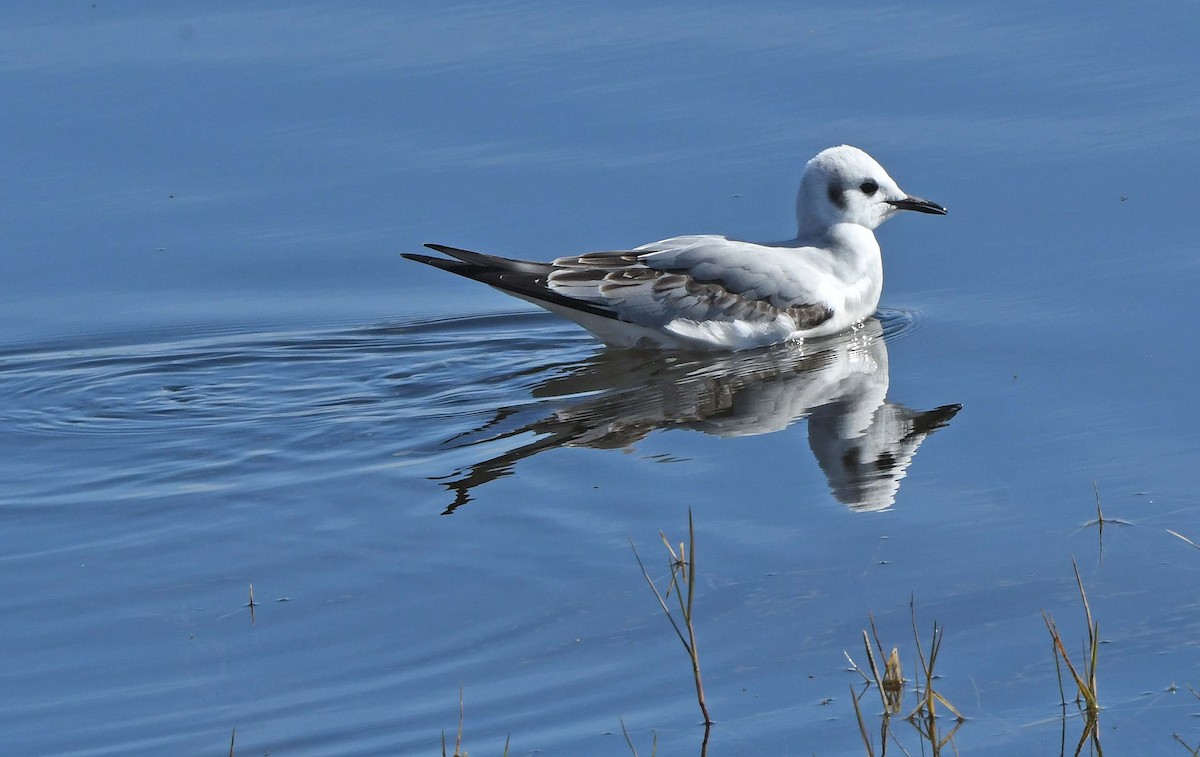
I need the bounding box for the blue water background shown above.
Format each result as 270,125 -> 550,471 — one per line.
2,3 -> 1199,755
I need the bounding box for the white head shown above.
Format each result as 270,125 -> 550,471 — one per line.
795,145 -> 946,236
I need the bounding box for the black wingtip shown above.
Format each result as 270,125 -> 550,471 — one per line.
404,246 -> 476,265
402,244 -> 618,322
401,252 -> 441,265
424,243 -> 478,258
422,243 -> 492,266
401,251 -> 471,273
420,243 -> 556,276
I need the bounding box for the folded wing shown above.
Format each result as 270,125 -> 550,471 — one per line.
405,237 -> 838,349
548,237 -> 834,347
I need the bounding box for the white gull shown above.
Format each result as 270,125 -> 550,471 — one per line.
402,145 -> 946,351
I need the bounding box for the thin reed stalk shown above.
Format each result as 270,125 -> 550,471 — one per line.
861,627 -> 888,712
619,718 -> 657,757
1167,529 -> 1200,551
1042,558 -> 1100,715
1173,733 -> 1200,756
847,600 -> 963,757
850,686 -> 876,757
907,598 -> 964,722
246,583 -> 257,624
441,684 -> 467,757
629,508 -> 713,726
908,710 -> 964,757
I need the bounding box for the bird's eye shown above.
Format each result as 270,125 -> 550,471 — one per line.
859,180 -> 879,196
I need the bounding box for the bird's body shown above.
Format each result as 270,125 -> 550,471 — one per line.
403,145 -> 945,351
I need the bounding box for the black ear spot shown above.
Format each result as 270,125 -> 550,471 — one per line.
860,180 -> 879,196
827,184 -> 846,209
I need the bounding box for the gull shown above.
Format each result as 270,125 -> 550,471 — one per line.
402,145 -> 946,351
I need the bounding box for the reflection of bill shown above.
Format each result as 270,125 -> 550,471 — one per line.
431,318 -> 959,514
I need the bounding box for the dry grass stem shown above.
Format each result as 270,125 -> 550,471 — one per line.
1167,529 -> 1200,551
844,647 -> 873,686
850,600 -> 962,757
860,629 -> 887,711
859,612 -> 902,714
619,718 -> 657,757
441,684 -> 468,757
908,712 -> 963,757
246,583 -> 257,624
850,686 -> 875,757
1085,482 -> 1130,528
907,599 -> 964,723
1042,558 -> 1100,716
1085,484 -> 1129,562
1173,687 -> 1200,756
884,647 -> 904,706
1050,634 -> 1068,708
629,508 -> 712,726
1173,733 -> 1200,756
844,650 -> 873,684
1072,714 -> 1103,757
620,718 -> 638,757
855,684 -> 960,757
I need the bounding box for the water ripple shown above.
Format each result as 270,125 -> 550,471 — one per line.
1,308 -> 917,439
0,311 -> 592,438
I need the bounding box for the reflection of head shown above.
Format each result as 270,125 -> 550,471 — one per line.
809,402 -> 960,512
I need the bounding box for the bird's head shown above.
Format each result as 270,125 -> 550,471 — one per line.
796,145 -> 946,235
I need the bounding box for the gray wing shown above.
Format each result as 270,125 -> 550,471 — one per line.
547,236 -> 834,345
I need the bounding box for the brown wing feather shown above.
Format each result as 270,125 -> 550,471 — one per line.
549,252 -> 833,329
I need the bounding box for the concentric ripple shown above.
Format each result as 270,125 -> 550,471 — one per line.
0,308 -> 920,439
0,312 -> 596,438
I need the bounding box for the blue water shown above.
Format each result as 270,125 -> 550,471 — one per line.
3,3 -> 1200,755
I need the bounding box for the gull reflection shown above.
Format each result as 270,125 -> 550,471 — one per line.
432,318 -> 959,513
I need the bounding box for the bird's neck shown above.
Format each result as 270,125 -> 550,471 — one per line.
798,223 -> 881,267
818,224 -> 884,318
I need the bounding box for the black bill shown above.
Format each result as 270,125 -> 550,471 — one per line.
887,195 -> 948,215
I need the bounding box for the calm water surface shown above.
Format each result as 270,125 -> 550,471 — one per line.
3,3 -> 1200,755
